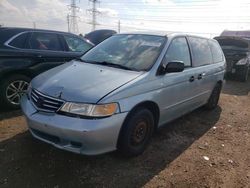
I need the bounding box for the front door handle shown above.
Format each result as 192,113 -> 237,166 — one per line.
198,72 -> 206,80
189,76 -> 195,82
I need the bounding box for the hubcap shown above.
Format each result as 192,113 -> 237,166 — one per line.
131,120 -> 148,145
6,80 -> 29,105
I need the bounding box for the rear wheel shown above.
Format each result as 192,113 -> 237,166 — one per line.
0,75 -> 30,110
118,108 -> 154,157
205,83 -> 222,110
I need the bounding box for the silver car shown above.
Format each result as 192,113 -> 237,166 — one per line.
21,32 -> 226,156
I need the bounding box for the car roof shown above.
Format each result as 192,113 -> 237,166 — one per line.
117,31 -> 212,40
0,27 -> 78,36
119,31 -> 172,37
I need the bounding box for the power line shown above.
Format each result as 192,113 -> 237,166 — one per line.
99,15 -> 250,24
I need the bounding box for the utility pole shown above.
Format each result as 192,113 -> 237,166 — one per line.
33,22 -> 36,29
67,14 -> 70,32
118,20 -> 121,33
68,0 -> 79,34
88,0 -> 100,31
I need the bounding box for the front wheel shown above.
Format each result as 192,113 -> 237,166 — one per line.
117,108 -> 154,157
0,74 -> 30,110
204,83 -> 222,110
239,67 -> 249,82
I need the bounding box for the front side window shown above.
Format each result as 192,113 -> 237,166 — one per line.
28,32 -> 63,51
188,37 -> 212,67
64,35 -> 93,53
165,37 -> 191,67
81,34 -> 166,71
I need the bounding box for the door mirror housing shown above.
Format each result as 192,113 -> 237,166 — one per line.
158,60 -> 185,75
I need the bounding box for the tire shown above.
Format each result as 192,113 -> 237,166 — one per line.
117,108 -> 155,157
0,74 -> 31,110
205,83 -> 222,110
239,67 -> 249,82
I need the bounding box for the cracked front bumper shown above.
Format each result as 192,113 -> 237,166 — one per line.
21,95 -> 127,155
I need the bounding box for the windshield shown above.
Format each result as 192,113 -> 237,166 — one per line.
81,34 -> 166,71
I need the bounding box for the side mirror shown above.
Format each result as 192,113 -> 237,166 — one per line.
158,60 -> 184,75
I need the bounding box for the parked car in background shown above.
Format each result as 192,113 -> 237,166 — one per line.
215,36 -> 250,82
84,29 -> 117,45
215,30 -> 250,82
0,27 -> 94,109
21,33 -> 226,157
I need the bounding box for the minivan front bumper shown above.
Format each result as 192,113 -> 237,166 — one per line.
21,95 -> 127,155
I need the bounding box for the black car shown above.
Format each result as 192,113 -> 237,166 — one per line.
84,29 -> 117,45
215,31 -> 250,82
0,27 -> 94,109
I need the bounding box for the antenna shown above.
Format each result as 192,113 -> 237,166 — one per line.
68,0 -> 80,34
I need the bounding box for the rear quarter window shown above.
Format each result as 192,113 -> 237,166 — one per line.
8,33 -> 29,48
208,40 -> 223,63
188,37 -> 213,67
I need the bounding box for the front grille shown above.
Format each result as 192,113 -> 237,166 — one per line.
31,89 -> 64,112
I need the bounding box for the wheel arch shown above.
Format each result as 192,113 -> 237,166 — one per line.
117,100 -> 160,148
0,69 -> 34,82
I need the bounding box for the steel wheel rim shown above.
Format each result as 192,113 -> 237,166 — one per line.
6,80 -> 29,105
131,120 -> 149,146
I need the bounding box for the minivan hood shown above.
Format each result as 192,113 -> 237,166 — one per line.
32,61 -> 143,103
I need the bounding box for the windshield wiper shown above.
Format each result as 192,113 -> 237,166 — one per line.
74,57 -> 85,62
83,60 -> 137,71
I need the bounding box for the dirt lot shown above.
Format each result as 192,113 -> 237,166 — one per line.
0,80 -> 250,188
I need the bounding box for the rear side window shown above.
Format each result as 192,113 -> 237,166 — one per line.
188,37 -> 212,67
63,35 -> 93,53
208,40 -> 223,63
165,37 -> 191,67
9,33 -> 29,48
27,32 -> 63,51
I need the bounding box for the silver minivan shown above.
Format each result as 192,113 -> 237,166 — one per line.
21,32 -> 226,156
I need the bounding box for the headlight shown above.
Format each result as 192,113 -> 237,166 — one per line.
236,58 -> 248,65
60,102 -> 119,117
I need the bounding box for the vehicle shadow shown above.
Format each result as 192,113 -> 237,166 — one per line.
222,79 -> 250,96
0,106 -> 221,188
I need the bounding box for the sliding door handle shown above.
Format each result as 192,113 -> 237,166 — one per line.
198,74 -> 202,80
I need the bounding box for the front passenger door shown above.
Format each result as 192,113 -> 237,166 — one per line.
159,37 -> 199,125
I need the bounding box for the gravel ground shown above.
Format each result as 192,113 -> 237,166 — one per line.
0,80 -> 249,188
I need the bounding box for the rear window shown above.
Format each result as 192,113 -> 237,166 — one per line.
9,33 -> 29,48
208,40 -> 223,63
188,37 -> 213,67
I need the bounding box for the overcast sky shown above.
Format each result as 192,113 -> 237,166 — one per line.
1,0 -> 250,37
